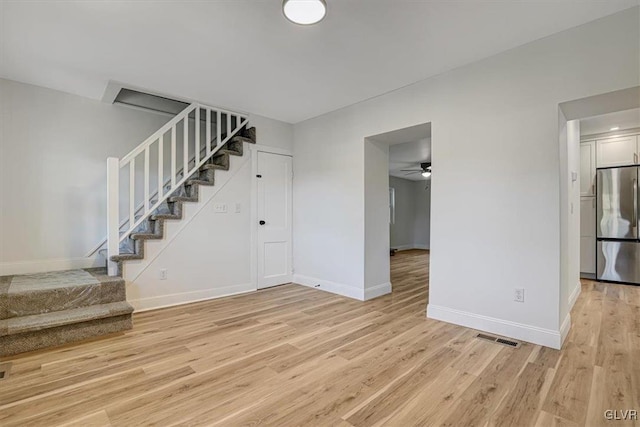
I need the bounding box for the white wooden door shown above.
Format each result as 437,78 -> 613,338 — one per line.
596,135 -> 638,168
257,151 -> 293,289
579,141 -> 596,197
580,197 -> 596,274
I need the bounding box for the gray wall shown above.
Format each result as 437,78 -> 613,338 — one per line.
389,176 -> 430,250
413,180 -> 431,249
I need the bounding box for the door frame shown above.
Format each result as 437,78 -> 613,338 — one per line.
250,144 -> 294,290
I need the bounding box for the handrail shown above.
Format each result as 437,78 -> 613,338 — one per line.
119,103 -> 197,165
106,102 -> 248,275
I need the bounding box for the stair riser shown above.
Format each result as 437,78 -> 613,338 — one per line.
208,152 -> 230,169
0,280 -> 126,320
0,314 -> 132,357
197,168 -> 216,183
187,184 -> 198,199
227,140 -> 243,155
242,126 -> 256,143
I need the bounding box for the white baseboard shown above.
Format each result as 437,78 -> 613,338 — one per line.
364,282 -> 392,300
560,313 -> 572,345
128,283 -> 255,312
426,304 -> 562,349
293,274 -> 364,300
0,256 -> 103,276
569,281 -> 582,311
413,244 -> 430,250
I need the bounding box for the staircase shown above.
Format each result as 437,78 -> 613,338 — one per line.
0,103 -> 255,357
109,125 -> 256,276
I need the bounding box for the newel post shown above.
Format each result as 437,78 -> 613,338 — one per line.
106,157 -> 120,276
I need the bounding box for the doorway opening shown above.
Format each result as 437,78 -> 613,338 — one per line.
558,86 -> 640,328
366,122 -> 431,304
578,108 -> 640,282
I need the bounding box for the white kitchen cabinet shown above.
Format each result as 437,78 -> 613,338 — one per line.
580,141 -> 596,197
596,135 -> 638,168
580,197 -> 596,275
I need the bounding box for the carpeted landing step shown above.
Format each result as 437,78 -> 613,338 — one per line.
0,269 -> 133,357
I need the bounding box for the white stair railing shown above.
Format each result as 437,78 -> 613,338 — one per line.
87,134 -> 220,258
106,103 -> 248,276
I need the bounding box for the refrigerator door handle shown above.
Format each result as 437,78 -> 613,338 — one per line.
634,178 -> 638,231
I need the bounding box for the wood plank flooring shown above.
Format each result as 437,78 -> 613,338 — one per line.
0,250 -> 638,426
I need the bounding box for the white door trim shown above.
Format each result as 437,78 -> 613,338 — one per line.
250,145 -> 293,290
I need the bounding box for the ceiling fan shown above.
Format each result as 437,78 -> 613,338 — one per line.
401,162 -> 432,178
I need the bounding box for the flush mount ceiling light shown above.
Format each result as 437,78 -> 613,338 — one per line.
283,0 -> 327,25
610,126 -> 620,131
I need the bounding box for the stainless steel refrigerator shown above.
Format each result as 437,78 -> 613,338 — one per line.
596,165 -> 640,285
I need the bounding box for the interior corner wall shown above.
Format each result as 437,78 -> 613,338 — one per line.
559,117 -> 582,336
364,139 -> 391,299
292,8 -> 640,348
567,120 -> 582,313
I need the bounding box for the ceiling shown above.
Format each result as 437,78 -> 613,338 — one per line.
369,123 -> 431,146
369,123 -> 431,181
1,1 -> 638,123
580,108 -> 640,135
389,139 -> 432,181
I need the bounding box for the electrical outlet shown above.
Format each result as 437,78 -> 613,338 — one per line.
514,288 -> 525,302
214,203 -> 227,213
159,269 -> 168,280
235,202 -> 241,213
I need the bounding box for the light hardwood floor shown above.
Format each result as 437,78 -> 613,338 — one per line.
0,250 -> 638,426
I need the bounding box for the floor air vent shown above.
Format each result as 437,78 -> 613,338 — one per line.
476,333 -> 520,348
0,363 -> 11,380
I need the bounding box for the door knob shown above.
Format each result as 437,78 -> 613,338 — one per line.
259,220 -> 266,225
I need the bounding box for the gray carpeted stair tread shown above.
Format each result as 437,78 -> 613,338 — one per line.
110,249 -> 144,262
151,213 -> 182,221
240,127 -> 256,143
130,232 -> 162,241
0,270 -> 127,320
232,135 -> 254,145
110,253 -> 143,262
0,301 -> 133,337
201,163 -> 228,171
219,148 -> 242,156
168,195 -> 198,203
186,178 -> 214,186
